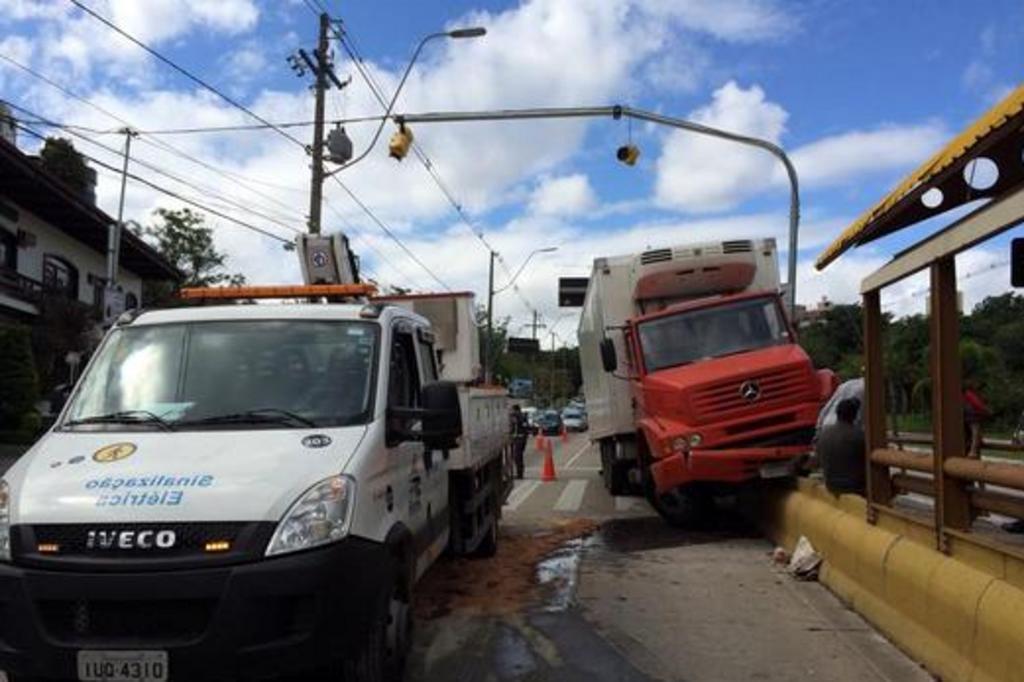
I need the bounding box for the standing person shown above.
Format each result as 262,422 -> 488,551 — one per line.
510,405 -> 529,479
963,384 -> 991,457
815,398 -> 866,496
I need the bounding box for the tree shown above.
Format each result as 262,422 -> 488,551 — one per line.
0,324 -> 39,442
798,303 -> 864,377
133,208 -> 245,306
39,137 -> 91,193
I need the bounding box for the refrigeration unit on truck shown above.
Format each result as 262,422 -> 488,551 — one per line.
0,283 -> 509,682
577,238 -> 836,526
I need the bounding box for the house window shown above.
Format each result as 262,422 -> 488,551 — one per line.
42,254 -> 79,299
0,229 -> 14,270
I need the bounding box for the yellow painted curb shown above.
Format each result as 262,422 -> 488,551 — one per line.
761,480 -> 1024,682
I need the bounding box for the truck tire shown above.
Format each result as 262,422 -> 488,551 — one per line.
641,465 -> 713,529
600,441 -> 628,496
473,516 -> 499,558
337,563 -> 412,682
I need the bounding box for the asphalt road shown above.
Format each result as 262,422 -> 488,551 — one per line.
408,431 -> 931,682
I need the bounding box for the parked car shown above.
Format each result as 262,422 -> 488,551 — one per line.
536,409 -> 563,436
561,407 -> 588,432
522,406 -> 540,435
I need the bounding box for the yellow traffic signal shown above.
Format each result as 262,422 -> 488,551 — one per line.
389,124 -> 414,161
616,144 -> 640,166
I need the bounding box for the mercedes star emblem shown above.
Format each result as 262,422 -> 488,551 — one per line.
740,380 -> 762,402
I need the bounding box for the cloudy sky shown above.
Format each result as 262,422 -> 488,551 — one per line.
1,0 -> 1022,343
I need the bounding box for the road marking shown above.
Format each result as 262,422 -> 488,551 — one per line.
505,480 -> 541,512
554,480 -> 588,512
564,442 -> 592,469
614,496 -> 644,512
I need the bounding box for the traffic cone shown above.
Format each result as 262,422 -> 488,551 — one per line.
535,433 -> 544,451
541,439 -> 557,482
560,424 -> 569,443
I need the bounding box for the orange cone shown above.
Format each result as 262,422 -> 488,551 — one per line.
535,433 -> 544,451
560,424 -> 569,443
541,439 -> 557,482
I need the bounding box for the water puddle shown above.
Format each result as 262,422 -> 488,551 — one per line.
535,537 -> 586,612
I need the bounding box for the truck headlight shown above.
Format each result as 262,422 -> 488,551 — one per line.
267,475 -> 355,557
0,480 -> 10,563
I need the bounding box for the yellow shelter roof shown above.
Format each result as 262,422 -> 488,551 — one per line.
816,84 -> 1024,270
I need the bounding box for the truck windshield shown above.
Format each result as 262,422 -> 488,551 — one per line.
638,297 -> 790,373
63,320 -> 379,430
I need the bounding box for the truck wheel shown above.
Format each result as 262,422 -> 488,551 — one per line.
600,441 -> 628,495
473,517 -> 499,558
642,467 -> 712,528
338,570 -> 412,682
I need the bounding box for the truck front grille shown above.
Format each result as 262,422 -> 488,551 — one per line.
691,367 -> 811,421
12,521 -> 275,571
38,598 -> 216,645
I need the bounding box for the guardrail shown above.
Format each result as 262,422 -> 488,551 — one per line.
870,430 -> 1024,551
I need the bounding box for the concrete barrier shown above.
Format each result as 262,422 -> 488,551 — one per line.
761,478 -> 1024,682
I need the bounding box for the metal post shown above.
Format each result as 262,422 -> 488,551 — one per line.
395,105 -> 801,312
485,250 -> 495,384
930,257 -> 972,547
107,128 -> 134,286
863,289 -> 893,523
308,12 -> 330,235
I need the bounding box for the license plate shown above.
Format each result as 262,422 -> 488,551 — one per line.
77,651 -> 168,682
759,460 -> 794,479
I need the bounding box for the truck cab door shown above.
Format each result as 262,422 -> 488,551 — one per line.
387,323 -> 428,561
413,326 -> 450,566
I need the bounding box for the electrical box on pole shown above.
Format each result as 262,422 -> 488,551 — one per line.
296,233 -> 360,285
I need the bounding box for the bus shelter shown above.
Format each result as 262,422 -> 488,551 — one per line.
817,84 -> 1024,554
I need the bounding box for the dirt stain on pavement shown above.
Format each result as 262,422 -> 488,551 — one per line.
414,518 -> 599,619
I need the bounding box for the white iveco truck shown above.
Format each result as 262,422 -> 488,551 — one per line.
0,243 -> 509,682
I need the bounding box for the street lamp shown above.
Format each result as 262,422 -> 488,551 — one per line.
484,246 -> 558,383
393,105 -> 802,313
326,26 -> 486,174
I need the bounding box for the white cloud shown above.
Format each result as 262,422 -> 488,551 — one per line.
655,81 -> 787,213
788,122 -> 947,188
528,174 -> 597,216
655,81 -> 951,214
641,0 -> 795,42
642,44 -> 711,94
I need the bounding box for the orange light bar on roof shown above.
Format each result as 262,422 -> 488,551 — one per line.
180,284 -> 377,301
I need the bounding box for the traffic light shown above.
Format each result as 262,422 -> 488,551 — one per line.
616,144 -> 640,166
389,124 -> 414,161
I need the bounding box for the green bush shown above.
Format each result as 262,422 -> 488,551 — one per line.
0,324 -> 39,441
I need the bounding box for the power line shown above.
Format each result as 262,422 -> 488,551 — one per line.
5,101 -> 305,235
15,121 -> 294,244
330,175 -> 450,290
337,27 -> 545,317
0,50 -> 310,212
67,0 -> 309,151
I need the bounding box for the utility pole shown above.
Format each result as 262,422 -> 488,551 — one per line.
485,250 -> 495,384
528,310 -> 546,339
308,12 -> 329,235
106,127 -> 136,288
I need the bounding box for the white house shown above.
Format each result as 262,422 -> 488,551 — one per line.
0,133 -> 178,324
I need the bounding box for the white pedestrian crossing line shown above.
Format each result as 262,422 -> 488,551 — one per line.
505,480 -> 541,511
614,496 -> 645,512
554,480 -> 588,512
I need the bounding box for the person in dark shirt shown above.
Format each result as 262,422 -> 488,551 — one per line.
509,405 -> 529,479
816,397 -> 866,495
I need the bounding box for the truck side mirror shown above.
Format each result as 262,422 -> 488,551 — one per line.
1012,238 -> 1024,288
420,381 -> 463,450
599,338 -> 618,373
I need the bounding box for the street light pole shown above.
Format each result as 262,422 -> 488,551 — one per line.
394,105 -> 802,313
485,250 -> 495,384
485,246 -> 557,383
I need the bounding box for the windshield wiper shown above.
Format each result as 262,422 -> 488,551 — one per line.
178,408 -> 317,429
65,410 -> 175,431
